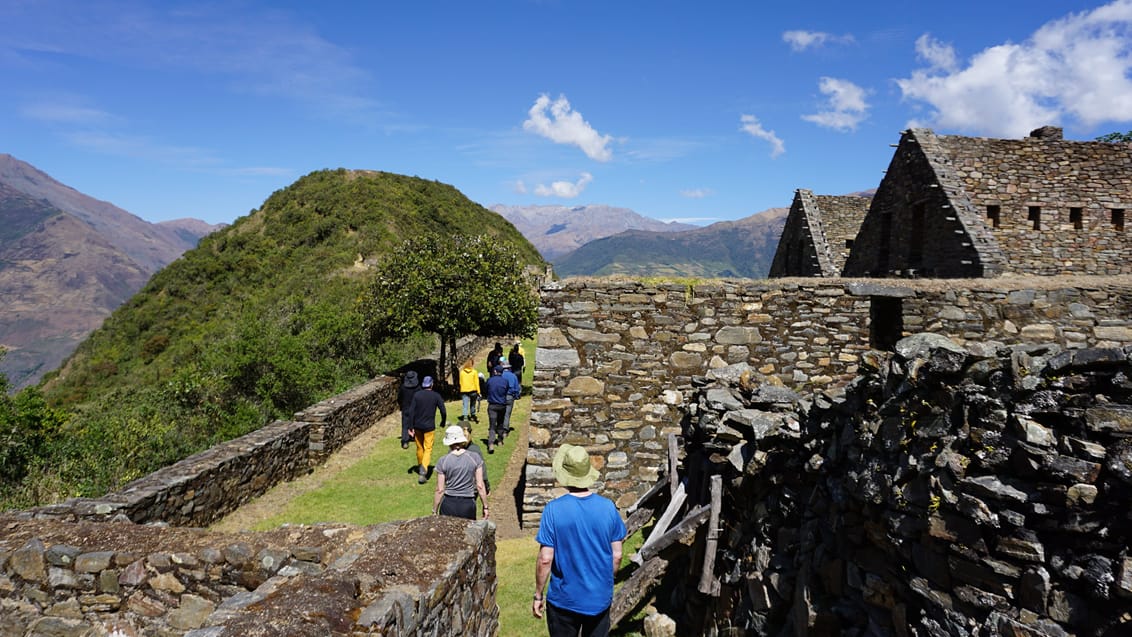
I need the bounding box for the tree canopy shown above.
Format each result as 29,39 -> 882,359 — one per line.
1096,131 -> 1132,143
363,234 -> 540,385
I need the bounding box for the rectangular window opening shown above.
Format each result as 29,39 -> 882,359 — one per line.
1028,206 -> 1041,230
987,205 -> 1001,229
1069,207 -> 1083,230
1113,208 -> 1125,232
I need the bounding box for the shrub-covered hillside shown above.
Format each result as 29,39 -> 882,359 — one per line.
4,169 -> 542,509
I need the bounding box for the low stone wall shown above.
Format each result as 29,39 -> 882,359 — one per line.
525,277 -> 1132,525
668,336 -> 1132,636
0,515 -> 498,636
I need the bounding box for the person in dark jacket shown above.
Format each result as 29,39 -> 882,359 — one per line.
407,375 -> 446,484
485,365 -> 509,454
508,343 -> 525,387
486,342 -> 504,371
398,370 -> 421,449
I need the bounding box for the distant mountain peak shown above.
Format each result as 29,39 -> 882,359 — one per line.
490,203 -> 696,260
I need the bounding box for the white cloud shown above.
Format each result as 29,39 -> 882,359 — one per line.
21,101 -> 115,125
513,180 -> 528,194
782,30 -> 855,52
739,114 -> 785,158
914,34 -> 958,71
897,0 -> 1132,137
680,188 -> 714,199
802,77 -> 870,131
534,172 -> 593,198
523,94 -> 613,162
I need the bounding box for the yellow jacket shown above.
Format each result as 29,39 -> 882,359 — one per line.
459,366 -> 479,393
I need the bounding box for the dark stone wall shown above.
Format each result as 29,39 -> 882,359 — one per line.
671,335 -> 1132,636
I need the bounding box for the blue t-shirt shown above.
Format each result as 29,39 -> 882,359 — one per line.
536,493 -> 628,616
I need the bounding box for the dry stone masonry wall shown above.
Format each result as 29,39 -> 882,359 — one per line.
526,278 -> 1132,524
668,335 -> 1132,636
0,516 -> 497,636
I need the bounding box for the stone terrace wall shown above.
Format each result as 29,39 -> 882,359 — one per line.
19,335 -> 491,528
524,278 -> 1132,524
0,515 -> 498,636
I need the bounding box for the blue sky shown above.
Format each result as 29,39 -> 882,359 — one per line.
2,0 -> 1131,225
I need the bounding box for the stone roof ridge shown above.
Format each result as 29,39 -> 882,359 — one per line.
908,128 -> 1009,277
796,188 -> 838,277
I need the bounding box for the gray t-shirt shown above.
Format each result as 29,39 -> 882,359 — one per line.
436,450 -> 483,498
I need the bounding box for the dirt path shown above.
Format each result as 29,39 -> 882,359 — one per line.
212,359 -> 533,540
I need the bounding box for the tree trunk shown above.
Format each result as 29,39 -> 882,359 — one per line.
449,336 -> 459,390
438,335 -> 448,392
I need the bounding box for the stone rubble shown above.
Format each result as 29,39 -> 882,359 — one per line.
672,334 -> 1132,636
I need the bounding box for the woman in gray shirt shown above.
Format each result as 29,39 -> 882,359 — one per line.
434,426 -> 489,520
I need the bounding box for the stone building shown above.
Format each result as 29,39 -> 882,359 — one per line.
842,126 -> 1132,278
767,189 -> 871,277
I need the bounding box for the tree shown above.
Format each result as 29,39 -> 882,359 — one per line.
363,234 -> 539,389
1096,131 -> 1132,143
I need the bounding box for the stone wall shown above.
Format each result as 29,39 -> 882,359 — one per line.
0,515 -> 498,636
667,335 -> 1132,636
525,278 -> 1132,525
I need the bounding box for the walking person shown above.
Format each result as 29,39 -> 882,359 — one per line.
500,360 -> 521,437
433,426 -> 489,520
508,342 -> 525,388
407,375 -> 446,484
486,342 -> 504,371
532,444 -> 627,637
459,358 -> 481,423
398,370 -> 421,450
485,364 -> 509,454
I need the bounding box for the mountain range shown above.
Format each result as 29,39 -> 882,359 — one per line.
490,204 -> 695,261
553,206 -> 791,278
0,154 -> 221,389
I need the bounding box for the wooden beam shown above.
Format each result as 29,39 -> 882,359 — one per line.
697,474 -> 723,596
626,472 -> 669,515
631,481 -> 686,565
611,556 -> 669,628
668,433 -> 679,503
637,503 -> 711,563
624,506 -> 655,539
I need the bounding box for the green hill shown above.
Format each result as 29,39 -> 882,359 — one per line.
554,207 -> 788,278
8,169 -> 542,507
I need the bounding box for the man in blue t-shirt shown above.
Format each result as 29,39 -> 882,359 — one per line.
533,444 -> 627,637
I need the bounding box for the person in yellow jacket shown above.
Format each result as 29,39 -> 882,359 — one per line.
459,358 -> 481,423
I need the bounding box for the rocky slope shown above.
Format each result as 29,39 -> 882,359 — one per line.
0,154 -> 219,389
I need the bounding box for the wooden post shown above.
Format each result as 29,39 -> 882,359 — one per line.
697,474 -> 723,596
668,433 -> 679,503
